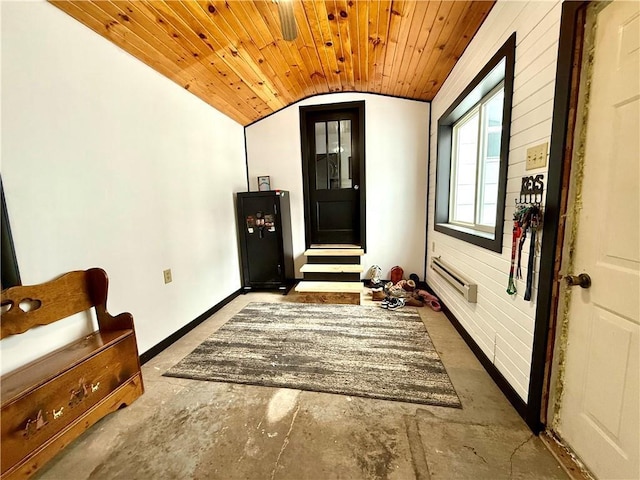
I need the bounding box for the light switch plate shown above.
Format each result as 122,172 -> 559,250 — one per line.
526,142 -> 548,170
163,269 -> 172,284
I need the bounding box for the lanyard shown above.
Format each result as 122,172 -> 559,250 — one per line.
524,225 -> 537,301
523,209 -> 540,301
507,220 -> 521,295
516,224 -> 527,280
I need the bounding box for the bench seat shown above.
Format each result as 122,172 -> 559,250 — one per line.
0,268 -> 143,480
1,329 -> 133,402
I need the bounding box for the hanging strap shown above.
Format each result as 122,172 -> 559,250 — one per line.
516,225 -> 527,280
524,225 -> 536,301
523,207 -> 541,301
507,221 -> 520,295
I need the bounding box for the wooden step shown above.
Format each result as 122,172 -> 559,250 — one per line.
295,281 -> 363,293
294,281 -> 363,305
300,264 -> 364,273
310,244 -> 361,249
304,248 -> 365,256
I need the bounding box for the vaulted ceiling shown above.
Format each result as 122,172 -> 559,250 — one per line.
50,1 -> 495,126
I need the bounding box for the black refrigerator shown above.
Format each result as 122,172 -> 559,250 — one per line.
236,190 -> 294,292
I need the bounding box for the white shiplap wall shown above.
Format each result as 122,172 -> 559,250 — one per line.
427,0 -> 563,401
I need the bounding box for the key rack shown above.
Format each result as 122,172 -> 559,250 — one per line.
516,174 -> 544,205
507,175 -> 545,301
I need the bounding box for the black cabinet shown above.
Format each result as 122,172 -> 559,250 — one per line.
236,191 -> 294,291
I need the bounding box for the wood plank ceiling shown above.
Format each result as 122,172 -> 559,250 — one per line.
50,1 -> 494,126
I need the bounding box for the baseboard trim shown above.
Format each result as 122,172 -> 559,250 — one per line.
360,279 -> 390,285
428,283 -> 530,429
139,288 -> 242,365
540,431 -> 595,480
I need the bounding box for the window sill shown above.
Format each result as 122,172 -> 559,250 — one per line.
438,223 -> 494,239
435,222 -> 502,253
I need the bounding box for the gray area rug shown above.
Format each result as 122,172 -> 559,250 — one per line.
164,302 -> 461,408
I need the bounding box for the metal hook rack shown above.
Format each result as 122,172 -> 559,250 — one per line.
516,174 -> 544,205
508,175 -> 545,300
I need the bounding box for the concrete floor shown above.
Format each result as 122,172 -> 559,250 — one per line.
35,292 -> 568,480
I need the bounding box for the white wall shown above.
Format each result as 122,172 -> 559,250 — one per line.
427,0 -> 562,401
0,1 -> 247,374
246,93 -> 430,280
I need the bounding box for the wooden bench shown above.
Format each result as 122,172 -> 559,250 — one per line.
0,268 -> 144,480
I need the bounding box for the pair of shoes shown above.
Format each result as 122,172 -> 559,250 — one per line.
370,280 -> 384,292
367,265 -> 382,288
394,279 -> 416,291
405,296 -> 424,307
371,290 -> 386,301
402,279 -> 416,292
387,297 -> 405,310
381,296 -> 392,308
390,266 -> 404,284
384,280 -> 416,297
414,289 -> 442,312
384,282 -> 407,297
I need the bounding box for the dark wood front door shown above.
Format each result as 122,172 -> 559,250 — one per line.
300,102 -> 365,247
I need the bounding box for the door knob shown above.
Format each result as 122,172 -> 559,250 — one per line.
564,273 -> 591,288
354,185 -> 359,190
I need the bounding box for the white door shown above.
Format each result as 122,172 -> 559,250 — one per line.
555,1 -> 640,479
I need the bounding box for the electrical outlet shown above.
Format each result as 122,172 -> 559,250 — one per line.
163,269 -> 172,284
526,142 -> 548,170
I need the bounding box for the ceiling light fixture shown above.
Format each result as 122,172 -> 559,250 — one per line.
276,0 -> 297,41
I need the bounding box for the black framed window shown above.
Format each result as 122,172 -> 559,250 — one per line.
435,33 -> 516,252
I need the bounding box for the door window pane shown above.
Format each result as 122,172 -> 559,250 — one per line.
340,120 -> 353,188
327,121 -> 340,189
315,120 -> 353,190
315,122 -> 328,190
315,122 -> 326,155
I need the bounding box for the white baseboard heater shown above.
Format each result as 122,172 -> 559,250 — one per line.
431,256 -> 478,303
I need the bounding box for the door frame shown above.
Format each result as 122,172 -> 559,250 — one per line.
299,101 -> 366,250
526,1 -> 590,433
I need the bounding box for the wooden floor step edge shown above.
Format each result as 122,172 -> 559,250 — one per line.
304,248 -> 364,256
300,264 -> 364,273
294,281 -> 364,293
310,244 -> 362,249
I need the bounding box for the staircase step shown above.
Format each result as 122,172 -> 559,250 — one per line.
310,244 -> 362,249
304,248 -> 365,257
306,256 -> 361,265
302,272 -> 361,282
295,281 -> 363,293
300,264 -> 364,273
294,281 -> 362,305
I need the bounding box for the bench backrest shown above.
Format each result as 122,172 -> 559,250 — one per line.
1,268 -> 110,339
